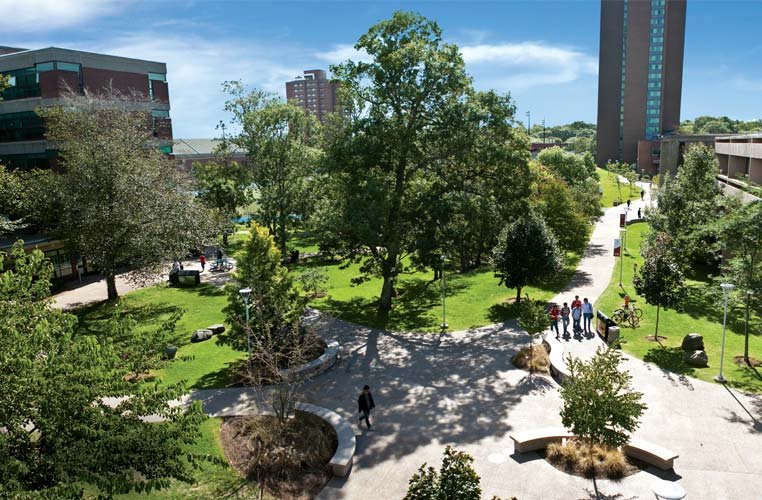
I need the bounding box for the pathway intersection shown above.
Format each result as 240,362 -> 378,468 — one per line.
54,181 -> 762,499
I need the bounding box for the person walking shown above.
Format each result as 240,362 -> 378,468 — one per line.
358,385 -> 375,430
637,207 -> 641,219
571,303 -> 582,337
641,188 -> 645,200
582,298 -> 594,335
549,304 -> 560,340
561,302 -> 571,337
571,295 -> 582,310
627,199 -> 631,208
199,254 -> 206,272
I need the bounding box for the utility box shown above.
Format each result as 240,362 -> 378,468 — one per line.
170,269 -> 200,287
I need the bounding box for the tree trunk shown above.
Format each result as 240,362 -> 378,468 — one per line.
744,292 -> 751,366
106,273 -> 118,301
654,305 -> 660,342
515,286 -> 522,304
222,231 -> 229,246
379,274 -> 394,311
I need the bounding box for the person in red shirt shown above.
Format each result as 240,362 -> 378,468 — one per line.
199,254 -> 206,272
571,295 -> 582,310
549,304 -> 560,339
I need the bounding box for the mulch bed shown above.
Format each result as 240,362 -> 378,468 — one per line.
734,355 -> 762,367
219,411 -> 338,499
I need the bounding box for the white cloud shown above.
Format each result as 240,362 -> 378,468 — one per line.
315,44 -> 371,65
461,42 -> 597,89
0,0 -> 124,32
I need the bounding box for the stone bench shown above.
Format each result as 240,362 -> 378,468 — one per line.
279,339 -> 339,382
623,437 -> 678,470
543,334 -> 570,382
510,427 -> 573,453
295,402 -> 355,477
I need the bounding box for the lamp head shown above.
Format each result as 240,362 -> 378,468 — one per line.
239,287 -> 252,301
720,283 -> 734,292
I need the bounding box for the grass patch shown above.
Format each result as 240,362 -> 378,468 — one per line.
292,251 -> 582,332
545,440 -> 635,479
73,283 -> 246,390
597,222 -> 762,392
597,167 -> 641,207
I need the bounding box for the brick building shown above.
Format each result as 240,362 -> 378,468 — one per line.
596,0 -> 687,173
285,69 -> 340,123
0,46 -> 172,170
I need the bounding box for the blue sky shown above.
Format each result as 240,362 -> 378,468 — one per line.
3,0 -> 761,138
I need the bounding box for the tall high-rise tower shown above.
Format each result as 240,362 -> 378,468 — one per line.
285,69 -> 340,124
596,0 -> 687,171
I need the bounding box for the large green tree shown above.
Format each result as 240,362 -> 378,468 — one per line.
649,144 -> 723,268
531,165 -> 589,253
320,12 -> 529,310
0,242 -> 206,498
718,201 -> 762,365
633,232 -> 687,341
40,90 -> 214,300
223,83 -> 322,256
492,212 -> 563,304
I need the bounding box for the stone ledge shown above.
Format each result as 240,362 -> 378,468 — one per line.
295,402 -> 355,477
279,339 -> 340,382
544,334 -> 570,383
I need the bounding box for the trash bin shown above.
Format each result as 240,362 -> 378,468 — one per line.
174,269 -> 200,287
596,310 -> 619,344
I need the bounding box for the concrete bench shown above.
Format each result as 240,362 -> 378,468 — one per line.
510,427 -> 573,453
279,339 -> 339,382
295,402 -> 355,477
623,437 -> 678,470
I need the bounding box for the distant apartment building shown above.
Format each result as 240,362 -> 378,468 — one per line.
0,46 -> 172,170
172,138 -> 248,172
285,69 -> 340,123
596,0 -> 687,173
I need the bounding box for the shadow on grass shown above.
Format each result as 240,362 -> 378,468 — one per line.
192,359 -> 244,389
643,346 -> 696,377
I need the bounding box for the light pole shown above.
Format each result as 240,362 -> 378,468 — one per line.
619,228 -> 626,286
715,283 -> 734,383
440,254 -> 448,331
239,287 -> 253,372
525,110 -> 531,135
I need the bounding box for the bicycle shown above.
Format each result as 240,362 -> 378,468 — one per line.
210,258 -> 234,272
612,305 -> 642,328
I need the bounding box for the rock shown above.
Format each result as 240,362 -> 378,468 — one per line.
164,346 -> 178,359
191,329 -> 213,343
681,333 -> 704,352
684,350 -> 708,367
207,324 -> 225,335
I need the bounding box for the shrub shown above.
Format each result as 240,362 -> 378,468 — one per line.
404,446 -> 481,500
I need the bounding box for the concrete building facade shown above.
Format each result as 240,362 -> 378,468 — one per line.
285,69 -> 340,124
0,46 -> 172,170
715,134 -> 762,186
596,0 -> 687,172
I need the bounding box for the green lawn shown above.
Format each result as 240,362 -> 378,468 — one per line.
597,222 -> 762,393
74,284 -> 246,390
597,167 -> 641,207
293,251 -> 583,332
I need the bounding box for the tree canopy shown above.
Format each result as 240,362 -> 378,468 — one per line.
0,242 -> 206,498
40,89 -> 214,300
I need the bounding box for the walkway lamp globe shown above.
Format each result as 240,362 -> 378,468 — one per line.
239,287 -> 253,371
714,283 -> 734,383
440,254 -> 448,331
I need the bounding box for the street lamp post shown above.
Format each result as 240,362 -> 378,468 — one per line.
440,254 -> 448,331
619,228 -> 626,286
239,287 -> 253,372
715,283 -> 735,383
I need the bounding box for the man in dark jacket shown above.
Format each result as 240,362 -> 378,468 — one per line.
358,385 -> 375,429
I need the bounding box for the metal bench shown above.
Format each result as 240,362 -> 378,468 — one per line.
510,427 -> 573,453
623,437 -> 679,470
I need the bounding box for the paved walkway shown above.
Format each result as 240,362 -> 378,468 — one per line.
56,181 -> 762,499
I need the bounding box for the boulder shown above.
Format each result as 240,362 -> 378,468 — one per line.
191,329 -> 213,343
164,345 -> 178,359
207,324 -> 225,335
684,350 -> 708,367
681,333 -> 704,352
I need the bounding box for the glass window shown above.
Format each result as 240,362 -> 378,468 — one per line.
151,109 -> 170,118
148,72 -> 166,82
35,62 -> 54,72
57,62 -> 80,72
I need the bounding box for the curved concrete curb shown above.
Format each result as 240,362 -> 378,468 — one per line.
295,402 -> 355,477
544,334 -> 570,383
279,339 -> 340,382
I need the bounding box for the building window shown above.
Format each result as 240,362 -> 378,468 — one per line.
148,72 -> 166,82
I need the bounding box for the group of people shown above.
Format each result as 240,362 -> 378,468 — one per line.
548,295 -> 595,340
